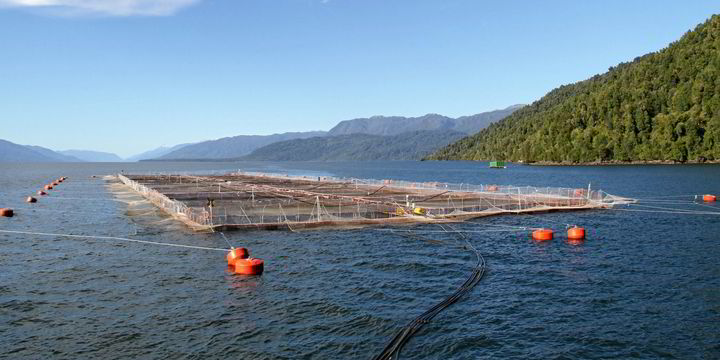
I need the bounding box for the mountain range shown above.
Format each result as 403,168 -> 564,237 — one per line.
59,150 -> 124,162
152,105 -> 522,161
0,140 -> 81,163
327,105 -> 524,136
242,130 -> 468,161
0,140 -> 188,163
153,131 -> 328,160
0,105 -> 521,163
124,144 -> 192,162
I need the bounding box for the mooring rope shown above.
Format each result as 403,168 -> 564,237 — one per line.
0,229 -> 230,252
627,203 -> 720,214
373,224 -> 486,360
218,232 -> 235,249
633,194 -> 702,200
367,185 -> 387,196
375,228 -> 529,234
611,208 -> 720,216
467,222 -> 530,230
8,206 -> 122,215
635,197 -> 703,202
29,196 -> 128,202
688,202 -> 719,210
414,191 -> 450,203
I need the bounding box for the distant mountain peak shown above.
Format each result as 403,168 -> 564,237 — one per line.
328,106 -> 522,137
154,131 -> 328,160
0,139 -> 83,163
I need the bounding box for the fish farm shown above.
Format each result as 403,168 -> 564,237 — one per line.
116,171 -> 634,231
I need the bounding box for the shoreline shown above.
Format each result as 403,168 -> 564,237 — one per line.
525,159 -> 720,166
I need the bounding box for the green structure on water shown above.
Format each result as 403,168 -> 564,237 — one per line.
489,161 -> 506,168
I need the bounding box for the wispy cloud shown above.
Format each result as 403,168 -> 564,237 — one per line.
0,0 -> 201,16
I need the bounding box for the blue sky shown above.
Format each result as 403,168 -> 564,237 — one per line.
0,0 -> 717,157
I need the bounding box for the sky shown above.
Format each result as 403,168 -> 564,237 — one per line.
0,0 -> 717,158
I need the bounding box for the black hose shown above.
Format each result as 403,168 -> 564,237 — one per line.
372,224 -> 486,360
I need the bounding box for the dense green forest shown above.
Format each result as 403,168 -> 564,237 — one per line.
429,15 -> 720,163
241,130 -> 466,161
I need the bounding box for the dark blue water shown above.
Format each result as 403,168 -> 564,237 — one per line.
1,161 -> 719,359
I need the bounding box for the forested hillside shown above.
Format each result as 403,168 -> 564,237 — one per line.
429,15 -> 720,163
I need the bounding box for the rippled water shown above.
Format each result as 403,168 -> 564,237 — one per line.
1,161 -> 719,359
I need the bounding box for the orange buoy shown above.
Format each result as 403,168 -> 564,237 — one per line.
26,197 -> 37,203
486,185 -> 498,192
532,228 -> 553,241
703,194 -> 716,202
37,190 -> 47,196
226,247 -> 249,266
567,227 -> 585,240
234,258 -> 264,275
44,185 -> 53,190
0,208 -> 13,217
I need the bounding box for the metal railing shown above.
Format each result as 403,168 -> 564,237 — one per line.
118,171 -> 633,230
118,174 -> 212,226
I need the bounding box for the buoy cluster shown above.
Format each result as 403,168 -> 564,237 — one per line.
41,176 -> 66,192
24,176 -> 68,208
3,176 -> 67,218
226,247 -> 264,275
531,226 -> 586,244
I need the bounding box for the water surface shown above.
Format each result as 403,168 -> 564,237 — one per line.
1,161 -> 719,359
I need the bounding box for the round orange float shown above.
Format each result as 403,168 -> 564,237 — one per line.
226,247 -> 249,266
567,227 -> 585,240
44,185 -> 53,190
37,190 -> 47,196
26,197 -> 37,203
532,228 -> 553,241
704,194 -> 716,202
234,258 -> 264,275
0,208 -> 14,217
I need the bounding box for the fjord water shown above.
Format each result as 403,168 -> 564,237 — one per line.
1,161 -> 718,359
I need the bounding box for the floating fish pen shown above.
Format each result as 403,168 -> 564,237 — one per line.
116,172 -> 633,231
